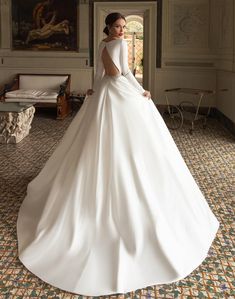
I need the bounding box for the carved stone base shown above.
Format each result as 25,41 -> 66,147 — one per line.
0,106 -> 35,143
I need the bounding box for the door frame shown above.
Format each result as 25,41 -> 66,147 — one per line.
93,1 -> 157,92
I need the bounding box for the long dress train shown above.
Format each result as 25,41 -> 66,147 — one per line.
17,39 -> 219,296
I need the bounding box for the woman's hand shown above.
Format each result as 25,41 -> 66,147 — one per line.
143,90 -> 151,99
86,89 -> 94,96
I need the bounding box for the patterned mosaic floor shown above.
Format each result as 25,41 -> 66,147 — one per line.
0,108 -> 234,299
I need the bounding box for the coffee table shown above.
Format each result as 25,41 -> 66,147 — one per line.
0,102 -> 35,143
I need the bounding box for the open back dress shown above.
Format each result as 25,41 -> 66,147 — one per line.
17,38 -> 219,296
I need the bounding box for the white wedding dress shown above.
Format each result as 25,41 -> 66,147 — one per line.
17,39 -> 219,296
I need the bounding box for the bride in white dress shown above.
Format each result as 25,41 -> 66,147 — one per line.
17,12 -> 219,296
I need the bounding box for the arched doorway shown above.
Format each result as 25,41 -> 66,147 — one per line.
125,15 -> 144,86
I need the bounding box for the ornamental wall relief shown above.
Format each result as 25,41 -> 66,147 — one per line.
170,1 -> 208,47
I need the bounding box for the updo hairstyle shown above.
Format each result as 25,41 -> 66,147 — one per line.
103,12 -> 126,35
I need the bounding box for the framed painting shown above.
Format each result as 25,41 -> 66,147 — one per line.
12,0 -> 78,51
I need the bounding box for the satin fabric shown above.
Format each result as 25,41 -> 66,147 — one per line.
17,73 -> 219,296
93,39 -> 145,94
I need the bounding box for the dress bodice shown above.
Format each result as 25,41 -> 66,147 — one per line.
100,39 -> 123,75
93,39 -> 145,94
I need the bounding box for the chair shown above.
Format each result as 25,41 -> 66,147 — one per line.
1,73 -> 71,119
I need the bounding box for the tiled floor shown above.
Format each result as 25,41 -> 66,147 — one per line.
0,110 -> 234,299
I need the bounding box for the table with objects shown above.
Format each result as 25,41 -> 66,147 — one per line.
164,88 -> 215,133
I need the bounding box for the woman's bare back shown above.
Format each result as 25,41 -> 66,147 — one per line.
101,46 -> 120,76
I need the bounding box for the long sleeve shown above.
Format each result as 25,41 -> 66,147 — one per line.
92,44 -> 104,92
120,40 -> 145,94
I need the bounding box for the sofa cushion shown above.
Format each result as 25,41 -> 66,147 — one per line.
5,89 -> 58,99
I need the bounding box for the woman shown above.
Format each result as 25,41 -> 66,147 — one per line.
17,12 -> 219,296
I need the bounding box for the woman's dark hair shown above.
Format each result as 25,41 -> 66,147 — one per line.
103,12 -> 126,36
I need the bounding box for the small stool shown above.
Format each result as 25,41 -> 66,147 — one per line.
69,93 -> 86,113
0,102 -> 35,143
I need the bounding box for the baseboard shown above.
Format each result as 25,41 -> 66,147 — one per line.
213,109 -> 235,136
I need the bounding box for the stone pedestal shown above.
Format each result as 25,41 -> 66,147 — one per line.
0,105 -> 35,143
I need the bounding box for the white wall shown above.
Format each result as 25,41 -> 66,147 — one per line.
216,71 -> 235,123
155,0 -> 217,107
214,0 -> 235,122
154,0 -> 234,124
